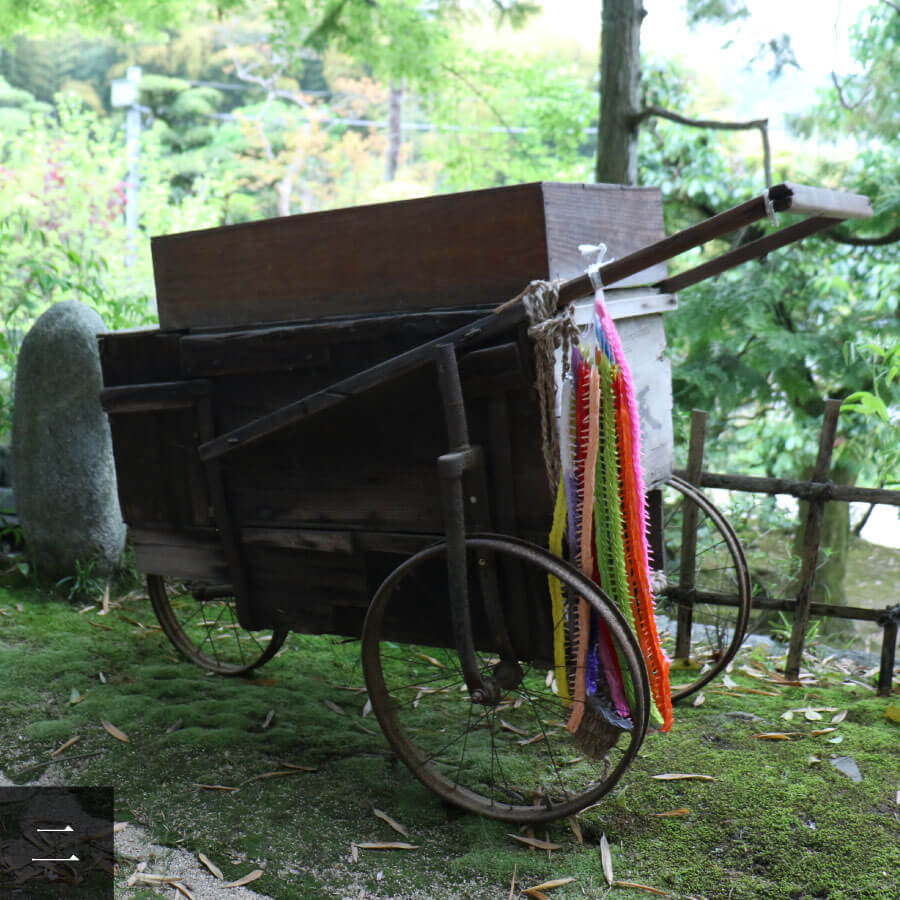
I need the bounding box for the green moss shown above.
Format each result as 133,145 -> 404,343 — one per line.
0,584 -> 897,898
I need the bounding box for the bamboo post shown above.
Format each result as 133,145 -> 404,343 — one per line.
785,399 -> 842,679
675,409 -> 707,660
877,606 -> 898,696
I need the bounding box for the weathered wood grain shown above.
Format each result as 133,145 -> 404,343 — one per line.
153,182 -> 664,330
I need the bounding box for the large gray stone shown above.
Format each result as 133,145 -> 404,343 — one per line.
12,301 -> 125,581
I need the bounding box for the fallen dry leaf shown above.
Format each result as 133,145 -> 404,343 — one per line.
500,719 -> 529,737
651,808 -> 690,817
173,881 -> 196,900
354,842 -> 418,851
276,762 -> 318,772
508,863 -> 517,900
101,584 -> 110,615
51,735 -> 81,757
517,733 -> 547,746
193,783 -> 239,792
508,834 -> 562,851
651,773 -> 714,781
262,709 -> 275,730
808,755 -> 822,766
224,869 -> 264,887
831,709 -> 848,724
569,817 -> 583,845
781,710 -> 795,721
130,872 -> 181,885
242,770 -> 309,785
100,719 -> 130,743
804,708 -> 823,721
526,877 -> 575,891
811,728 -> 837,736
362,697 -> 373,717
350,843 -> 359,863
165,719 -> 184,735
722,674 -> 737,689
198,852 -> 223,880
523,891 -> 549,900
414,651 -> 446,668
324,700 -> 345,716
612,880 -> 672,896
692,693 -> 705,707
600,832 -> 614,886
753,732 -> 805,741
373,808 -> 409,838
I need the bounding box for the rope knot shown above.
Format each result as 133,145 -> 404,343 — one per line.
521,280 -> 577,494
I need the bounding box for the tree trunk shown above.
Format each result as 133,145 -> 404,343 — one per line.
385,79 -> 404,182
596,0 -> 644,185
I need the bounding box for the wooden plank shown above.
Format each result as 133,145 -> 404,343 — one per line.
542,182 -> 667,287
131,526 -> 229,583
108,407 -> 201,526
179,310 -> 484,377
98,330 -> 182,387
783,183 -> 873,219
101,379 -> 209,414
197,302 -> 525,462
153,182 -> 553,329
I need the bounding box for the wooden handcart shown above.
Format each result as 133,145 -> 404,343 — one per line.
99,181 -> 871,822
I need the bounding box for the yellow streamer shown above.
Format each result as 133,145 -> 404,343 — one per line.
548,477 -> 571,704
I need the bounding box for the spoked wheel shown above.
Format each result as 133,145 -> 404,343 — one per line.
147,575 -> 288,675
651,476 -> 752,701
362,535 -> 650,823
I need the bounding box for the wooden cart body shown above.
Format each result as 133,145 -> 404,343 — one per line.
100,182 -> 675,660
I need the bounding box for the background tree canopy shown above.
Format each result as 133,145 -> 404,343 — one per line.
0,1 -> 897,602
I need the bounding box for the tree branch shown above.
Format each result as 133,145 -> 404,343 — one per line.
439,63 -> 540,166
829,71 -> 871,110
882,0 -> 900,13
821,225 -> 900,246
633,105 -> 772,188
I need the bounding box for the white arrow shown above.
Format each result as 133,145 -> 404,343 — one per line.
31,855 -> 80,862
36,825 -> 74,832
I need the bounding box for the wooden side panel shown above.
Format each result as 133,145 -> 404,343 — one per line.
154,183 -> 550,330
98,330 -> 182,387
131,527 -> 228,583
107,407 -> 208,527
542,182 -> 667,287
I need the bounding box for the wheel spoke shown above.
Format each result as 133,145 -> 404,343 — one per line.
147,576 -> 287,675
361,536 -> 648,823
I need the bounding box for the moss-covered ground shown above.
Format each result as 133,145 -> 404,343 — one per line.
1,581 -> 897,900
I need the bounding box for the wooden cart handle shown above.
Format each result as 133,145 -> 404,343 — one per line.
546,182 -> 873,307
200,182 -> 872,463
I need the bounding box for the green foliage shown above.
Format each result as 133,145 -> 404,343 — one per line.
55,558 -> 105,602
0,584 -> 897,897
0,92 -> 231,439
685,0 -> 749,28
